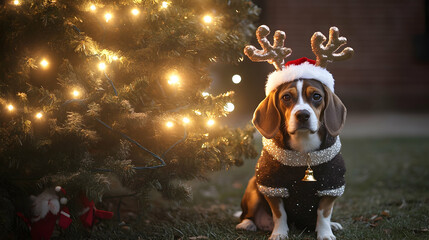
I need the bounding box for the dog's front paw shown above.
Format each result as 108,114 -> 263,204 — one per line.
268,233 -> 288,240
330,222 -> 343,231
317,231 -> 336,240
236,219 -> 257,231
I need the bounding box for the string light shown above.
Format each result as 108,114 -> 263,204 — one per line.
182,117 -> 190,124
194,110 -> 202,116
35,112 -> 43,119
224,102 -> 235,112
104,13 -> 113,22
232,74 -> 241,84
7,104 -> 14,111
89,4 -> 96,11
203,15 -> 213,24
112,55 -> 119,61
168,73 -> 180,85
161,1 -> 169,8
166,121 -> 174,128
98,62 -> 106,71
40,59 -> 49,69
207,119 -> 215,127
13,0 -> 20,5
131,8 -> 140,16
202,92 -> 209,98
72,90 -> 80,98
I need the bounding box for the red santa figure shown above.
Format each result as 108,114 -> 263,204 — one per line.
29,186 -> 72,240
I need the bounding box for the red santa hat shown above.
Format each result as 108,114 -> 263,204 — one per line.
55,186 -> 68,205
265,57 -> 335,96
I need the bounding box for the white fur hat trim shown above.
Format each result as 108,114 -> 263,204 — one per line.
265,61 -> 335,96
60,197 -> 68,205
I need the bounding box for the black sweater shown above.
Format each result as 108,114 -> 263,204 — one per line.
255,140 -> 346,229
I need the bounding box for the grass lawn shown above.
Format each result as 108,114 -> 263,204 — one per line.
89,137 -> 429,239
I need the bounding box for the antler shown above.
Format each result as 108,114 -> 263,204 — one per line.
244,25 -> 292,71
311,26 -> 354,68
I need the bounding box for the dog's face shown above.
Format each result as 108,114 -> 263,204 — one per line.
253,79 -> 346,143
278,79 -> 325,135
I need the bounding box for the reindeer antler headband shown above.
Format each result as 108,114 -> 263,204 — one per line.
245,25 -> 354,95
244,25 -> 292,71
311,27 -> 354,68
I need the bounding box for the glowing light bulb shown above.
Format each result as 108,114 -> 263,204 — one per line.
194,110 -> 202,116
207,119 -> 215,126
72,90 -> 80,98
112,55 -> 119,61
182,117 -> 190,124
168,74 -> 180,85
13,0 -> 20,5
131,8 -> 140,16
161,1 -> 169,8
104,13 -> 112,22
7,104 -> 14,111
89,4 -> 96,11
232,74 -> 241,84
224,102 -> 235,112
203,15 -> 212,24
202,92 -> 209,97
166,121 -> 174,128
40,59 -> 49,69
35,112 -> 43,119
98,62 -> 106,71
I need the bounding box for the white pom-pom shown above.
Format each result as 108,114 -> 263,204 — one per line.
60,197 -> 68,205
55,186 -> 62,192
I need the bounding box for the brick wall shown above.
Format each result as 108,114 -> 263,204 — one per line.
253,0 -> 429,112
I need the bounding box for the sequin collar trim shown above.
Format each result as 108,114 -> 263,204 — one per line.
257,184 -> 345,198
257,184 -> 289,198
317,185 -> 345,197
262,136 -> 341,167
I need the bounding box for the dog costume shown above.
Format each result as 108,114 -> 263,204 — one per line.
256,133 -> 345,228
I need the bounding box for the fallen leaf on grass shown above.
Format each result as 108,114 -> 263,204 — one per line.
412,228 -> 429,233
353,216 -> 366,222
353,210 -> 390,227
369,223 -> 379,227
381,210 -> 390,217
188,236 -> 209,239
399,199 -> 407,209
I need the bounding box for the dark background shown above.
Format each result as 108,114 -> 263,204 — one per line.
211,0 -> 429,127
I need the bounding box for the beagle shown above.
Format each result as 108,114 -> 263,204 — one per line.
236,78 -> 347,240
237,24 -> 353,240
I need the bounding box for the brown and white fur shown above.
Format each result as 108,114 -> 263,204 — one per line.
236,79 -> 346,240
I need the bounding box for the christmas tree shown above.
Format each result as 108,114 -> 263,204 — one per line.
0,0 -> 259,238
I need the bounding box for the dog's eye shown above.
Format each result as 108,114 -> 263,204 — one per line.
312,93 -> 322,101
282,94 -> 291,102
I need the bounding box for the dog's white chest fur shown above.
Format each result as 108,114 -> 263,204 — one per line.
289,132 -> 321,153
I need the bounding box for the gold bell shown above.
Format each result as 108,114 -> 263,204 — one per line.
302,167 -> 317,182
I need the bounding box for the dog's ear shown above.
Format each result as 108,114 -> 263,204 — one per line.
323,85 -> 347,137
252,89 -> 281,139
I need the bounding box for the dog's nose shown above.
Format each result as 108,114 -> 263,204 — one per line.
296,110 -> 310,122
